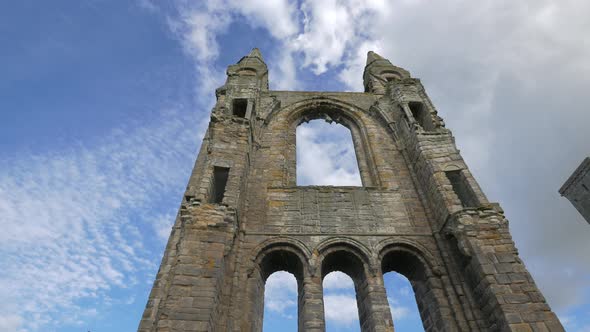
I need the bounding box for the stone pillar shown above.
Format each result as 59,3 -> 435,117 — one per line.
299,274 -> 325,332
243,269 -> 265,332
413,276 -> 459,331
357,273 -> 395,332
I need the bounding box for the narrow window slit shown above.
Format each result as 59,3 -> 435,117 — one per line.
408,102 -> 426,128
445,170 -> 478,207
232,99 -> 248,118
210,166 -> 230,204
409,101 -> 437,131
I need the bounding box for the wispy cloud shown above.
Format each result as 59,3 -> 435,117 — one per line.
296,120 -> 362,186
0,109 -> 198,331
324,294 -> 359,327
323,272 -> 360,327
279,0 -> 590,320
4,1 -> 589,331
162,0 -> 590,325
264,271 -> 298,318
165,0 -> 301,92
323,271 -> 355,290
388,297 -> 411,321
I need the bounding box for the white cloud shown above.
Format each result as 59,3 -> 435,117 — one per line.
231,0 -> 298,39
167,0 -> 301,94
152,213 -> 175,243
322,272 -> 360,326
283,0 -> 590,319
4,1 -> 586,330
296,120 -> 362,186
270,49 -> 301,91
133,0 -> 590,328
338,39 -> 383,91
264,271 -> 298,317
0,314 -> 25,332
323,271 -> 355,290
0,109 -> 198,331
292,0 -> 386,76
388,297 -> 411,321
324,294 -> 359,326
170,1 -> 232,63
293,0 -> 352,74
359,0 -> 590,315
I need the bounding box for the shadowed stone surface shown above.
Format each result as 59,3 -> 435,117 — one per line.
137,49 -> 565,332
560,157 -> 590,224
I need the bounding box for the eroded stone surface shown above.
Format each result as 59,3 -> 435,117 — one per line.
137,49 -> 564,332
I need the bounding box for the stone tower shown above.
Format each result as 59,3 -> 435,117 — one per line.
138,49 -> 564,332
560,157 -> 590,224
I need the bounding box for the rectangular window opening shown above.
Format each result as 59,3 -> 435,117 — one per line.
232,99 -> 248,118
408,101 -> 425,128
210,166 -> 230,204
445,170 -> 478,208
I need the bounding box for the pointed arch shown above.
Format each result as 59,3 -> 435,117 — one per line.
263,97 -> 383,187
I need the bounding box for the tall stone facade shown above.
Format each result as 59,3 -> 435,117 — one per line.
560,157 -> 590,224
137,49 -> 565,332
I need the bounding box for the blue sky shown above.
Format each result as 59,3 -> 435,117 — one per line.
1,1 -> 590,331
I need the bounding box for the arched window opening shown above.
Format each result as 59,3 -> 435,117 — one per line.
323,271 -> 360,331
296,119 -> 362,186
256,248 -> 304,332
383,272 -> 425,332
321,249 -> 370,331
263,271 -> 298,331
381,249 -> 440,332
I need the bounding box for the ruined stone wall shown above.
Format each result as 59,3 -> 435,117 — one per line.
560,157 -> 590,223
138,49 -> 565,332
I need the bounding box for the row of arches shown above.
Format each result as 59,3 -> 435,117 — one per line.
263,269 -> 421,331
245,238 -> 454,332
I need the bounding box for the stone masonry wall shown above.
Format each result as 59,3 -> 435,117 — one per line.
138,49 -> 565,332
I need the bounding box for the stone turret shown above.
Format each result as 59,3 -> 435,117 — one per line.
215,48 -> 268,121
226,47 -> 268,91
363,51 -> 410,94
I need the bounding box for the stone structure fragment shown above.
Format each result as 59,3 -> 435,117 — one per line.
560,157 -> 590,224
138,49 -> 565,331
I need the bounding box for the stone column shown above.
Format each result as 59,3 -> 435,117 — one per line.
242,269 -> 265,332
299,274 -> 325,332
357,273 -> 395,332
413,276 -> 459,332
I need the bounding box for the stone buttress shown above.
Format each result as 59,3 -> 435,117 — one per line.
138,49 -> 565,332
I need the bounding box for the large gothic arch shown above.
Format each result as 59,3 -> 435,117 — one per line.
137,49 -> 564,332
263,96 -> 384,187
